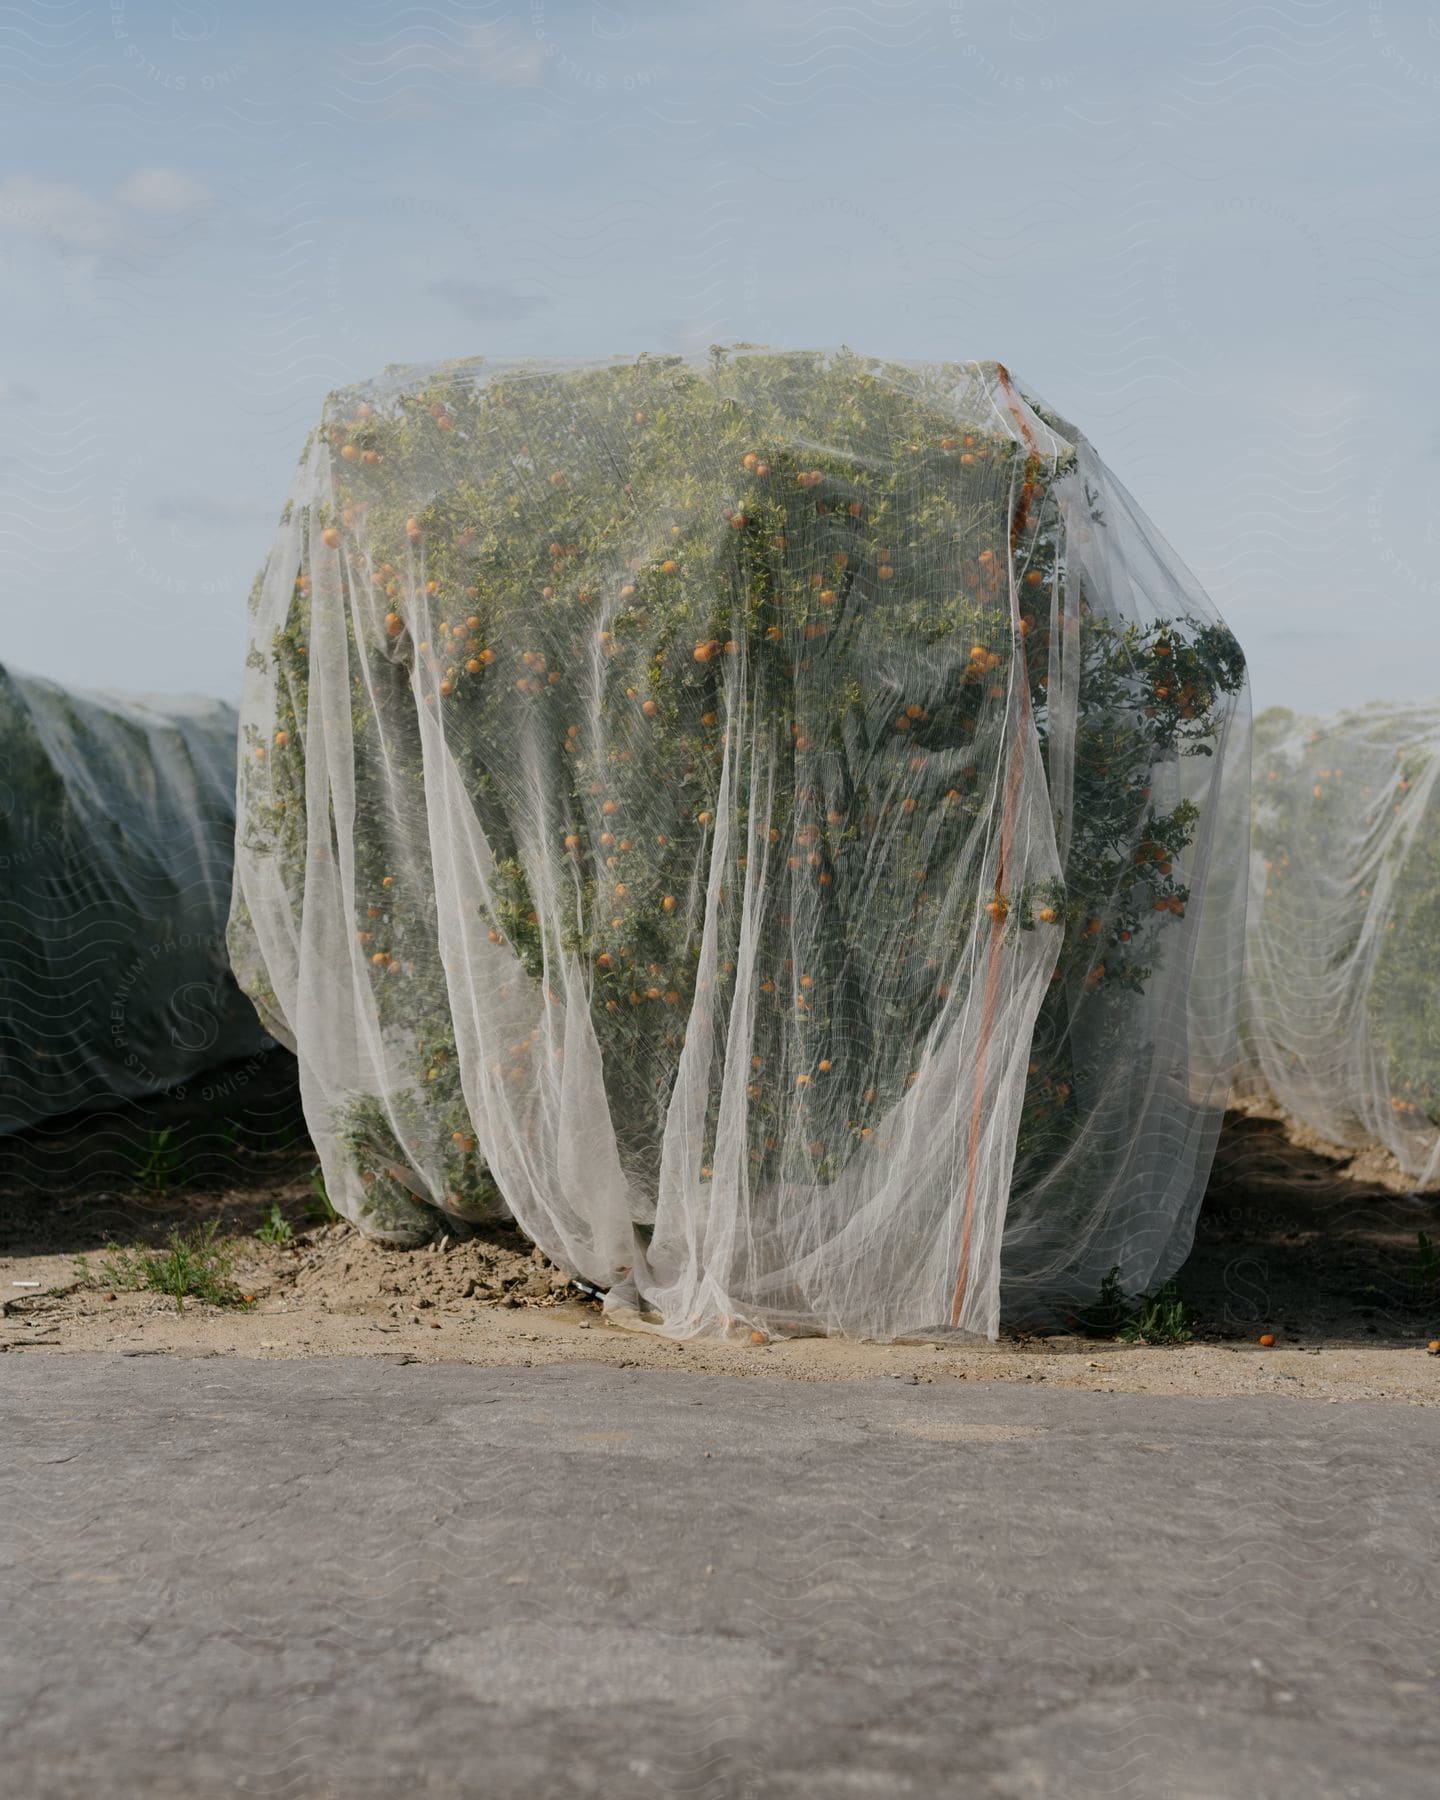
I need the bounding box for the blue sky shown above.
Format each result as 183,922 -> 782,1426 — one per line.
1,0 -> 1436,715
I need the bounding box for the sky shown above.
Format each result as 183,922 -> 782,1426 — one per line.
1,0 -> 1437,718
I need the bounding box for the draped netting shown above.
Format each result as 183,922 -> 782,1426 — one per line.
1239,702 -> 1440,1190
0,663 -> 271,1133
229,349 -> 1249,1339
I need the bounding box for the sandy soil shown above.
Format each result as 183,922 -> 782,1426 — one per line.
2,1062 -> 1438,1404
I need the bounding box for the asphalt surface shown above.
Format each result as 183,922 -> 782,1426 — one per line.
1,1355 -> 1436,1800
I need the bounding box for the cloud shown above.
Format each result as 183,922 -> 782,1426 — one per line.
467,21 -> 545,85
114,167 -> 214,217
150,491 -> 274,528
0,176 -> 116,255
0,167 -> 214,259
0,381 -> 40,406
427,278 -> 551,323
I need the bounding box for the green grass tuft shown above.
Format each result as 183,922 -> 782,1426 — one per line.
76,1221 -> 248,1314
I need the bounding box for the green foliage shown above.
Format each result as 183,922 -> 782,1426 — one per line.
1120,1282 -> 1192,1345
306,1164 -> 339,1222
255,1203 -> 293,1245
235,351 -> 1243,1235
132,1127 -> 183,1196
1073,1266 -> 1131,1335
1074,1264 -> 1193,1343
78,1222 -> 247,1314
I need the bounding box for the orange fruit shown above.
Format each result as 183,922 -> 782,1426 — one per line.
1258,1333 -> 1276,1348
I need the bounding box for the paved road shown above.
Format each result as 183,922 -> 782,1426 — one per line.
1,1355 -> 1435,1799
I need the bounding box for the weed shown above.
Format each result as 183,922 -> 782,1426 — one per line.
256,1203 -> 293,1246
133,1127 -> 183,1196
1075,1264 -> 1193,1343
82,1221 -> 246,1314
306,1165 -> 340,1223
1120,1282 -> 1192,1345
1073,1267 -> 1132,1336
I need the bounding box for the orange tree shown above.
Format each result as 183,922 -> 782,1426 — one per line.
231,349 -> 1245,1328
1246,703 -> 1440,1178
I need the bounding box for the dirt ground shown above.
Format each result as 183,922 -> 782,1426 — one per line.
3,1057 -> 1438,1404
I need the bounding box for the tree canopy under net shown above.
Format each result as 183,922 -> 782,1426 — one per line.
230,348 -> 1248,1339
1240,701 -> 1440,1190
1,663 -> 271,1133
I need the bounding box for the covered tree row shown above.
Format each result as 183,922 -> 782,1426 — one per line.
0,663 -> 271,1134
230,348 -> 1248,1338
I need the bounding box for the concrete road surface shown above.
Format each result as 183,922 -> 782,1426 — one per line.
1,1355 -> 1436,1799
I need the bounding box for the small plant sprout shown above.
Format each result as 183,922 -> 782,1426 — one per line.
133,1127 -> 183,1196
256,1203 -> 294,1246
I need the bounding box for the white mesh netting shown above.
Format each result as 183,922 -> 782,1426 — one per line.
1,663 -> 271,1133
1240,702 -> 1440,1190
229,349 -> 1249,1339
